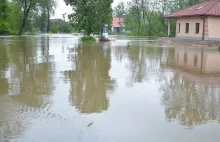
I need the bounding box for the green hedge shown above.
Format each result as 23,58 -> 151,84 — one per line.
81,36 -> 96,42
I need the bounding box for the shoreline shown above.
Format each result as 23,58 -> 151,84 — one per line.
155,37 -> 220,49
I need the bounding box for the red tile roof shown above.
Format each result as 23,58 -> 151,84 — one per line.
112,18 -> 124,28
164,0 -> 220,18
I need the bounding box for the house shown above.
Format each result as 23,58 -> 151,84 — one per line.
164,0 -> 220,40
112,18 -> 124,34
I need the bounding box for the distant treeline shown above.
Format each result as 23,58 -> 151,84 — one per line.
113,0 -> 209,36
0,0 -> 74,35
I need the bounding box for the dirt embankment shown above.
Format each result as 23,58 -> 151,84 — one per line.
155,37 -> 220,49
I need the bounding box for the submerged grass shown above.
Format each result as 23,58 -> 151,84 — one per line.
81,36 -> 96,42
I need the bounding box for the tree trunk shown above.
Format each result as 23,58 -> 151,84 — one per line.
19,12 -> 28,35
47,7 -> 50,33
19,4 -> 31,35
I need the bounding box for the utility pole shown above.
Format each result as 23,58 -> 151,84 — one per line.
62,13 -> 66,33
63,13 -> 66,23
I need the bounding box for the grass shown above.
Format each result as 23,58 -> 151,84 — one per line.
81,36 -> 96,42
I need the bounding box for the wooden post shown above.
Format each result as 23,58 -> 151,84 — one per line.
168,19 -> 171,37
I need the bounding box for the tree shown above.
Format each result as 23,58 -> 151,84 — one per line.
14,0 -> 38,35
65,0 -> 113,35
118,0 -> 210,37
113,2 -> 126,18
0,0 -> 11,34
14,0 -> 56,34
40,0 -> 56,32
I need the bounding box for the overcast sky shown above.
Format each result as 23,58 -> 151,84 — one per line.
52,0 -> 129,20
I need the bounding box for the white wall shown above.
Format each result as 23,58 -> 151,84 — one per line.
176,17 -> 204,39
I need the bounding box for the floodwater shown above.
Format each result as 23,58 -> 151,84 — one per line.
0,34 -> 220,142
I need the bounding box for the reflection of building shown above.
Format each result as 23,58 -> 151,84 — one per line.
112,18 -> 124,34
167,48 -> 220,85
169,48 -> 220,74
162,48 -> 220,128
164,0 -> 220,40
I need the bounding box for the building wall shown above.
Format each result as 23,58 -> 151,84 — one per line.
206,17 -> 220,40
112,27 -> 122,34
176,17 -> 204,39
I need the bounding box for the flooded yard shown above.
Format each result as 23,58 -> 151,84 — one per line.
1,34 -> 220,142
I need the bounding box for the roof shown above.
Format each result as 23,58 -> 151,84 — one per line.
164,0 -> 220,18
112,18 -> 124,28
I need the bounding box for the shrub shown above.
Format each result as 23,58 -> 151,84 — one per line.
81,36 -> 96,42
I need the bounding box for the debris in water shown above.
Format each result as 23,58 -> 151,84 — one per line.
87,122 -> 94,127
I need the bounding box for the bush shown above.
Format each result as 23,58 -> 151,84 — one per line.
81,36 -> 96,42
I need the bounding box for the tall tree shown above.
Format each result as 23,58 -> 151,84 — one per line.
15,0 -> 39,35
113,2 -> 126,18
40,0 -> 56,32
65,0 -> 113,35
0,0 -> 11,34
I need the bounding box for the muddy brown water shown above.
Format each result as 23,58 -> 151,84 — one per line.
1,34 -> 220,142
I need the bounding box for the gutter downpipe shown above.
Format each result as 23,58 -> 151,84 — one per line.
202,16 -> 205,40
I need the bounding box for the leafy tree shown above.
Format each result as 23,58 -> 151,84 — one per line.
13,0 -> 56,34
65,0 -> 113,35
39,0 -> 56,32
113,2 -> 126,18
118,0 -> 210,37
0,0 -> 11,34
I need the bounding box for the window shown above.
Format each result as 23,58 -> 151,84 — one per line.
195,23 -> 200,34
185,23 -> 189,33
178,23 -> 180,33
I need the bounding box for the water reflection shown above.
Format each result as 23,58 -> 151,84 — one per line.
162,48 -> 220,128
62,43 -> 116,114
1,35 -> 220,141
0,36 -> 55,141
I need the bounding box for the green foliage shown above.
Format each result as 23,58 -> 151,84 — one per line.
0,0 -> 11,35
113,2 -> 126,18
81,36 -> 96,42
65,0 -> 113,35
50,23 -> 59,33
0,0 -> 56,35
50,22 -> 75,33
115,0 -> 209,37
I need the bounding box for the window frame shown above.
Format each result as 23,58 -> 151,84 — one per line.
178,23 -> 180,33
185,23 -> 189,33
195,23 -> 200,34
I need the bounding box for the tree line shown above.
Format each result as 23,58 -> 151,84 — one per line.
1,0 -> 210,36
0,0 -> 74,35
113,0 -> 209,36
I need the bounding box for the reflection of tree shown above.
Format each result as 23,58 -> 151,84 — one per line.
125,45 -> 164,85
7,36 -> 55,108
161,48 -> 220,128
63,44 -> 116,114
0,46 -> 9,94
0,36 -> 55,141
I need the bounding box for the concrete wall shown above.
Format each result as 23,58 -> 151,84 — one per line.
207,17 -> 220,40
176,17 -> 204,39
